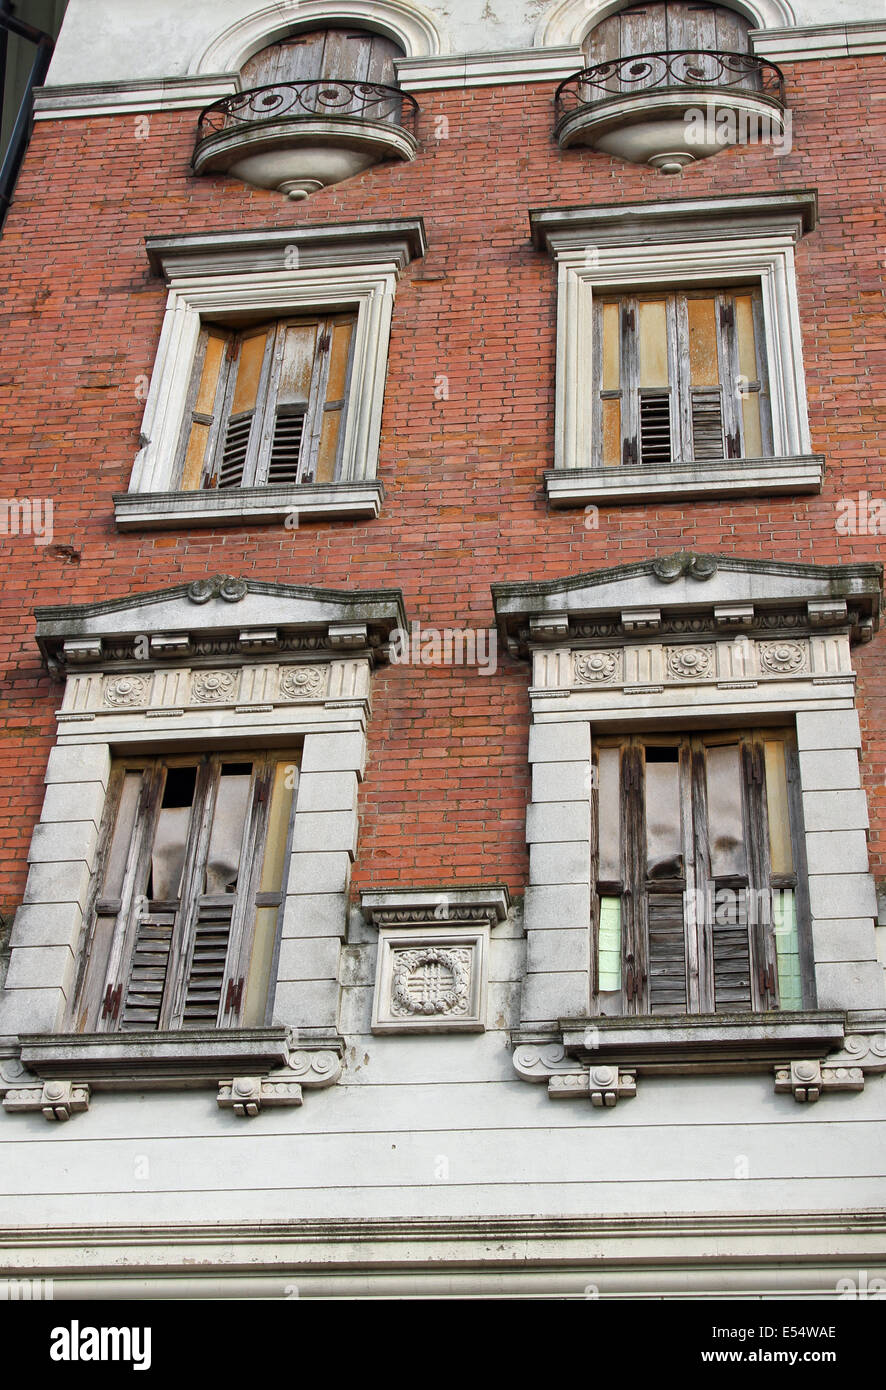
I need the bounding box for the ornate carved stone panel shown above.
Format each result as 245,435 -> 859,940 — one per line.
372,925 -> 491,1033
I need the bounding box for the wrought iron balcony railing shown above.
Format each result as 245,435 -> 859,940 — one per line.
196,78 -> 419,147
555,50 -> 785,119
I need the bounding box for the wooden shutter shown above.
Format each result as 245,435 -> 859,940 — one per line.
646,894 -> 689,1013
593,729 -> 808,1021
177,328 -> 231,492
643,745 -> 689,1013
584,4 -> 751,60
119,911 -> 175,1029
596,289 -> 772,467
256,314 -> 356,486
314,316 -> 356,483
241,27 -> 403,97
74,754 -> 295,1034
241,30 -> 329,87
266,321 -> 316,485
71,765 -> 154,1031
215,328 -> 273,489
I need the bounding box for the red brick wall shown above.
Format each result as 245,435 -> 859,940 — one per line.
1,55 -> 885,916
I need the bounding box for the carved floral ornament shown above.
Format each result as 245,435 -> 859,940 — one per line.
191,669 -> 238,703
391,947 -> 472,1018
665,645 -> 714,680
103,673 -> 151,707
279,664 -> 328,699
759,639 -> 807,674
574,650 -> 620,684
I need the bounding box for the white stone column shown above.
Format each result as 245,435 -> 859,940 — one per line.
797,710 -> 885,1010
272,730 -> 366,1037
522,720 -> 593,1024
1,744 -> 110,1033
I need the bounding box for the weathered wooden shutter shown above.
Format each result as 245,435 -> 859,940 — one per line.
266,321 -> 315,485
74,754 -> 298,1034
710,888 -> 752,1009
181,902 -> 235,1026
119,911 -> 175,1029
215,328 -> 273,489
313,316 -> 356,483
178,328 -> 231,491
643,745 -> 689,1013
72,766 -> 153,1031
690,390 -> 725,458
240,27 -> 404,121
647,893 -> 689,1013
257,315 -> 355,485
640,395 -> 673,464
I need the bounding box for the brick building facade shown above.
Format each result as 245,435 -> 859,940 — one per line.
0,0 -> 884,1296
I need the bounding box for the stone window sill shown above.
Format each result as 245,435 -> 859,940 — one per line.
0,1029 -> 344,1118
512,1011 -> 886,1105
113,481 -> 384,530
544,456 -> 824,508
557,1011 -> 846,1070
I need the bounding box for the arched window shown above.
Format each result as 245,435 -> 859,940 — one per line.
242,26 -> 404,92
583,3 -> 752,64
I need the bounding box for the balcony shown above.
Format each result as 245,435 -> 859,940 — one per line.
554,51 -> 786,174
193,79 -> 420,199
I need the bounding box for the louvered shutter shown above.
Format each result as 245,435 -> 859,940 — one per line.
72,766 -> 154,1032
73,755 -> 297,1033
214,328 -> 272,489
264,321 -> 317,485
640,395 -> 673,464
119,911 -> 175,1029
710,888 -> 752,1009
647,893 -> 689,1013
181,901 -> 235,1026
690,390 -> 725,458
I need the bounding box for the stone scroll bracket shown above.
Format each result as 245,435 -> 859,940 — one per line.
512,1019 -> 886,1108
0,1032 -> 343,1122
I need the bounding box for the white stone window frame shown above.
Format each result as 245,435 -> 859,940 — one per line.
0,577 -> 407,1118
492,553 -> 886,1105
114,221 -> 426,530
530,193 -> 823,507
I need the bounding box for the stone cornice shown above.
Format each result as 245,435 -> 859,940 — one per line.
751,19 -> 886,62
2,1211 -> 885,1298
530,190 -> 818,254
33,75 -> 239,120
34,577 -> 408,677
145,219 -> 427,282
361,885 -> 511,928
492,554 -> 882,657
395,45 -> 584,91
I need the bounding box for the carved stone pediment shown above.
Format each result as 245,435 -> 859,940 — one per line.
35,578 -> 407,677
492,554 -> 882,657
